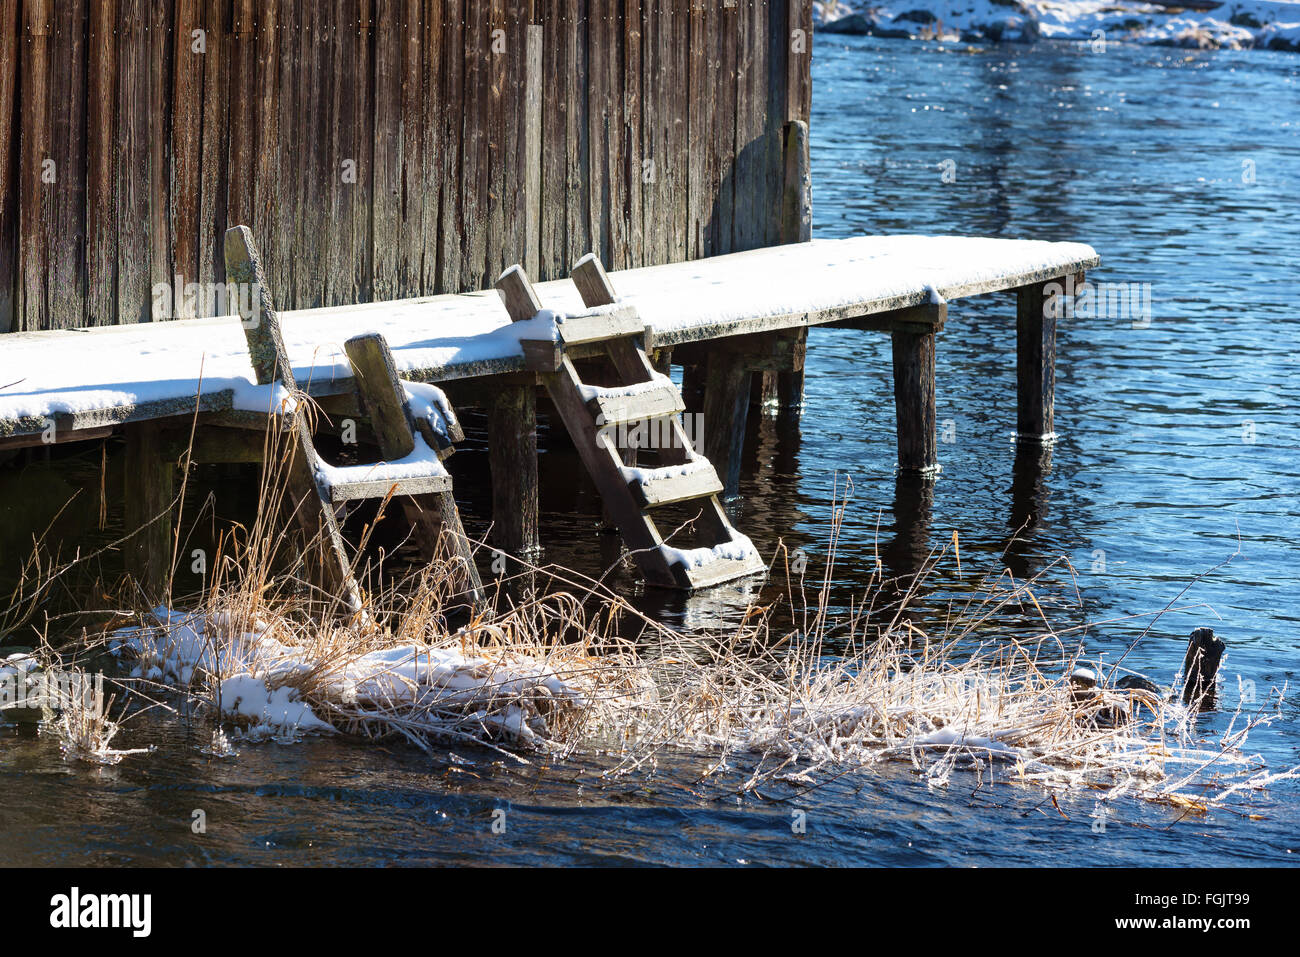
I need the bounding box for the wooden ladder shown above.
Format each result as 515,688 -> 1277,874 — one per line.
496,255 -> 765,591
223,226 -> 483,606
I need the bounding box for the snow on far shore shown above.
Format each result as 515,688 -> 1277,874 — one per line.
816,0 -> 1300,51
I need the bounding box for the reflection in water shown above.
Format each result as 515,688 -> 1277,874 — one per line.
1004,442 -> 1054,582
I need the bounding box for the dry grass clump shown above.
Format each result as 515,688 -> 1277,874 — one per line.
91,520 -> 1297,814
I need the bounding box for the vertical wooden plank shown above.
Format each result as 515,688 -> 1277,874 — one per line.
0,0 -> 17,331
47,0 -> 88,329
17,0 -> 51,330
538,0 -> 565,279
498,1 -> 528,280
523,21 -> 542,279
399,0 -> 425,296
793,0 -> 812,124
622,0 -> 641,268
372,0 -> 400,301
354,0 -> 374,301
85,0 -> 117,327
733,0 -> 770,253
197,0 -> 228,296
713,1 -> 737,256
116,0 -> 150,324
298,0 -> 332,307
148,0 -> 173,320
436,0 -> 463,293
170,0 -> 203,317
0,0 -> 17,330
252,0 -> 279,300
637,2 -> 658,269
603,0 -> 625,269
420,0 -> 443,294
585,0 -> 608,266
484,0 -> 507,282
460,1 -> 489,289
685,0 -> 707,260
327,0 -> 356,306
780,119 -> 810,243
671,0 -> 689,263
563,0 -> 588,269
271,0 -> 301,308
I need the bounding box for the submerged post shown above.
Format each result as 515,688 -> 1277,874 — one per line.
1015,278 -> 1066,445
1182,627 -> 1225,710
123,421 -> 174,601
702,352 -> 752,497
488,383 -> 539,560
491,266 -> 543,559
891,329 -> 938,475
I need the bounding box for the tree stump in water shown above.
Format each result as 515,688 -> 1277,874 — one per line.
1182,627 -> 1225,710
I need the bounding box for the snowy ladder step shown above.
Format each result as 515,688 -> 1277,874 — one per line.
585,379 -> 685,426
327,472 -> 453,503
497,256 -> 764,591
627,459 -> 724,508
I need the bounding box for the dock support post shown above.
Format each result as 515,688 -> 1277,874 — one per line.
489,384 -> 539,560
777,328 -> 807,420
891,328 -> 938,475
124,422 -> 175,601
1016,279 -> 1063,444
703,352 -> 752,498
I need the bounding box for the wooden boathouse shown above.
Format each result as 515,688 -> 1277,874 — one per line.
0,2 -> 1097,599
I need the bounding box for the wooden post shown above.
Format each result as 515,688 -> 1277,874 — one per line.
780,120 -> 811,245
524,25 -> 543,279
123,421 -> 174,601
344,332 -> 484,599
891,328 -> 938,475
490,265 -> 545,560
488,383 -> 539,560
703,351 -> 752,498
777,327 -> 807,420
1016,279 -> 1062,444
1182,627 -> 1225,710
751,371 -> 779,415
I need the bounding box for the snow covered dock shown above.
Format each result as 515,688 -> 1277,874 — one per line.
0,235 -> 1096,442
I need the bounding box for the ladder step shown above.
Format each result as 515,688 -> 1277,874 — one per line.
660,533 -> 767,590
327,473 -> 454,503
679,552 -> 769,590
584,380 -> 684,426
626,459 -> 723,507
556,304 -> 645,346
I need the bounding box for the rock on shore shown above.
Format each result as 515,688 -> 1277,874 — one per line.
816,0 -> 1300,51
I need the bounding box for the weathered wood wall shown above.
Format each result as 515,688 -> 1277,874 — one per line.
0,0 -> 812,332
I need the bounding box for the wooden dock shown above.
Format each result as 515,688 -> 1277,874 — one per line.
0,3 -> 1099,601
0,229 -> 1098,597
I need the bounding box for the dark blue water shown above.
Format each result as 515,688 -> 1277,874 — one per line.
3,35 -> 1299,866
